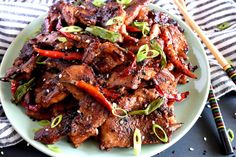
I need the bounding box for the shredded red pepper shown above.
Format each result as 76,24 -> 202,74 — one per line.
72,80 -> 113,112
11,80 -> 18,95
155,85 -> 189,102
126,25 -> 141,33
59,31 -> 81,41
33,46 -> 82,60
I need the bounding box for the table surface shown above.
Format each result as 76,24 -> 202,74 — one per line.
0,91 -> 235,157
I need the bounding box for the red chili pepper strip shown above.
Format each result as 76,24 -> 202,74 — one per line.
11,80 -> 18,95
102,88 -> 121,100
155,85 -> 189,102
33,46 -> 82,60
71,80 -> 113,112
126,25 -> 141,33
59,31 -> 81,41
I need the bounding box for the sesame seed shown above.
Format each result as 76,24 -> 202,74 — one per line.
207,105 -> 211,108
189,147 -> 194,151
85,39 -> 90,43
95,128 -> 99,135
46,89 -> 50,93
58,74 -> 62,78
142,136 -> 145,140
65,46 -> 68,50
152,120 -> 155,124
1,151 -> 4,155
77,110 -> 81,114
203,137 -> 207,141
45,128 -> 49,131
27,143 -> 30,146
43,78 -> 46,81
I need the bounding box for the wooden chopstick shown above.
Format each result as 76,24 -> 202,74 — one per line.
175,0 -> 234,154
173,0 -> 236,85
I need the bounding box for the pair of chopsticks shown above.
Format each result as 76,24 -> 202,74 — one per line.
173,0 -> 234,155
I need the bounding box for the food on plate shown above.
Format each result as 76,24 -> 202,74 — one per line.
1,0 -> 197,154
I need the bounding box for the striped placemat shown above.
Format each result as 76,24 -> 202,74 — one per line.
0,0 -> 235,147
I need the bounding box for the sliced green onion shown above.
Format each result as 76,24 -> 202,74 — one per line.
129,98 -> 164,115
92,0 -> 106,7
133,128 -> 142,156
152,124 -> 168,143
105,16 -> 124,26
227,128 -> 234,142
47,145 -> 62,153
116,0 -> 132,5
13,78 -> 35,104
51,114 -> 63,128
216,22 -> 230,30
60,26 -> 83,33
150,39 -> 167,69
112,107 -> 128,118
57,37 -> 67,43
133,21 -> 150,36
36,61 -> 46,65
85,26 -> 121,42
136,44 -> 160,62
38,120 -> 50,126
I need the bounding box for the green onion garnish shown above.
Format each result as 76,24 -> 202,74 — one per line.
216,22 -> 230,30
133,21 -> 150,36
112,107 -> 128,118
128,98 -> 164,115
51,114 -> 63,128
228,128 -> 234,142
136,44 -> 160,62
57,37 -> 67,43
60,26 -> 83,33
133,128 -> 142,156
150,39 -> 167,69
105,16 -> 124,26
92,0 -> 106,7
116,0 -> 132,5
13,78 -> 35,104
85,26 -> 121,42
47,145 -> 62,153
152,124 -> 168,143
38,120 -> 50,126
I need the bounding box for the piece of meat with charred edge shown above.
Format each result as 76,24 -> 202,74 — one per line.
34,111 -> 77,144
69,94 -> 108,147
167,25 -> 188,60
153,68 -> 178,95
44,58 -> 72,72
74,3 -> 97,26
35,72 -> 68,108
160,26 -> 197,78
97,2 -> 126,32
125,0 -> 154,25
100,105 -> 174,150
5,42 -> 36,79
107,71 -> 141,90
150,24 -> 160,40
93,42 -> 126,73
82,42 -> 101,64
60,64 -> 95,84
61,3 -> 77,25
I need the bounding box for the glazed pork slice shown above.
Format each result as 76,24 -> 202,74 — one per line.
125,0 -> 154,25
69,94 -> 109,147
34,110 -> 78,144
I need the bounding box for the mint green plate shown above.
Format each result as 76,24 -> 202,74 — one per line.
0,4 -> 210,157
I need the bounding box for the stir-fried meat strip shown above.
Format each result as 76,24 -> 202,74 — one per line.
153,68 -> 177,95
160,26 -> 197,78
93,42 -> 126,73
97,2 -> 126,32
34,111 -> 78,144
82,42 -> 101,64
69,94 -> 108,147
167,25 -> 188,60
35,72 -> 68,108
125,0 -> 154,25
